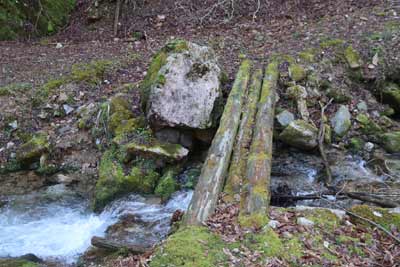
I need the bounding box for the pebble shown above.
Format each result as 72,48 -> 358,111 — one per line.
267,220 -> 280,229
6,142 -> 14,149
63,104 -> 74,115
364,142 -> 374,152
282,231 -> 293,239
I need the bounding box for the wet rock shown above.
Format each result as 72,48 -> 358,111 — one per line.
380,131 -> 400,153
276,110 -> 295,127
144,40 -> 223,130
124,140 -> 189,162
331,105 -> 351,137
279,120 -> 318,150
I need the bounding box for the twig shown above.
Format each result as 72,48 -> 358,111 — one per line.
318,99 -> 334,186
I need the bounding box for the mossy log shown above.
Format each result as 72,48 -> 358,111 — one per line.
184,60 -> 252,225
242,62 -> 279,216
224,68 -> 263,202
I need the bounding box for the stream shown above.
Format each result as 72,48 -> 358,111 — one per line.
0,184 -> 192,264
0,151 -> 397,265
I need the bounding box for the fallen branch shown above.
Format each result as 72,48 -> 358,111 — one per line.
114,0 -> 122,36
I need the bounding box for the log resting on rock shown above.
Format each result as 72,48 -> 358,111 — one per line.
242,62 -> 279,217
224,68 -> 263,202
184,60 -> 252,225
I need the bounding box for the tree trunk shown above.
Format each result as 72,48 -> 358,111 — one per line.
242,62 -> 278,216
184,60 -> 252,225
224,68 -> 263,202
91,236 -> 149,254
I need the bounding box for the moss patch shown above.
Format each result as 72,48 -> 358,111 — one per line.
155,168 -> 180,202
150,226 -> 227,267
288,64 -> 307,82
15,133 -> 50,165
350,205 -> 400,231
344,45 -> 362,69
0,259 -> 38,267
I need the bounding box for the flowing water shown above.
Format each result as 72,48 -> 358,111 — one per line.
0,184 -> 192,264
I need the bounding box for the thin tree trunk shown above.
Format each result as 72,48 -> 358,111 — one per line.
224,68 -> 263,202
184,60 -> 252,225
113,0 -> 122,37
242,62 -> 278,216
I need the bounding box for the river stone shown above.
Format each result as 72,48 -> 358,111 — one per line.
331,105 -> 351,137
380,131 -> 400,153
276,110 -> 295,127
297,217 -> 315,227
279,120 -> 318,150
145,40 -> 223,130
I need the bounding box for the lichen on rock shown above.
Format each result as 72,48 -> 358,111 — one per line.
15,133 -> 50,165
279,120 -> 318,150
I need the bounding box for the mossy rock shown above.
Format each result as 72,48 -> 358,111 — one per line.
15,133 -> 50,165
0,0 -> 76,40
279,120 -> 318,150
348,137 -> 365,152
350,205 -> 400,231
70,60 -> 113,85
155,168 -> 180,202
93,148 -> 161,211
381,82 -> 400,113
288,64 -> 307,82
123,139 -> 189,162
149,226 -> 227,267
344,46 -> 362,69
355,114 -> 383,136
380,131 -> 400,153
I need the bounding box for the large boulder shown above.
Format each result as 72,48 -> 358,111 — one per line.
143,40 -> 224,131
279,120 -> 318,150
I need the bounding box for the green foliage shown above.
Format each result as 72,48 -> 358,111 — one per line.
155,168 -> 180,201
0,0 -> 76,40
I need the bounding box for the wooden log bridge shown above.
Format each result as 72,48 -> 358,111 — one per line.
185,60 -> 279,226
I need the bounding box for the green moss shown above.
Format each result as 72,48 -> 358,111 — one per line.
319,38 -> 345,49
0,83 -> 31,96
239,213 -> 269,229
15,133 -> 50,165
326,88 -> 351,103
155,168 -> 180,201
93,148 -> 161,211
380,131 -> 400,153
283,237 -> 304,260
344,46 -> 362,69
348,137 -> 364,152
0,159 -> 22,174
288,64 -> 307,82
301,209 -> 341,231
0,259 -> 38,267
355,114 -> 383,135
242,228 -> 283,257
299,49 -> 318,63
150,226 -> 227,267
71,60 -> 113,85
350,205 -> 400,231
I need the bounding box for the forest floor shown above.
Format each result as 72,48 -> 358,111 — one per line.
1,0 -> 400,266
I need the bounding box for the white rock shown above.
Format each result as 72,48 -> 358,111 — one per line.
56,43 -> 63,49
364,142 -> 374,152
6,142 -> 15,149
267,220 -> 280,229
297,217 -> 315,227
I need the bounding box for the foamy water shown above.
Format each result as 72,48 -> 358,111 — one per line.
0,185 -> 192,263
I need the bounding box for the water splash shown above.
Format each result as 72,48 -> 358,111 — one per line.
0,185 -> 192,263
